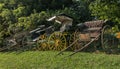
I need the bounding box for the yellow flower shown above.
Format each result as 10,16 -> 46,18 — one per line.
116,32 -> 120,39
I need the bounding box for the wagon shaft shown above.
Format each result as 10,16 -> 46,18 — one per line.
69,34 -> 101,56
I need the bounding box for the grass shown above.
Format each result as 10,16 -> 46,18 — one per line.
0,51 -> 120,69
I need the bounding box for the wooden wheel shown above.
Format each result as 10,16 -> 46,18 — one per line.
37,34 -> 48,51
101,25 -> 115,52
48,32 -> 67,51
21,34 -> 33,50
69,33 -> 74,48
70,29 -> 85,51
1,38 -> 17,51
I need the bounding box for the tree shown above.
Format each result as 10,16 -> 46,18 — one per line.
89,0 -> 120,31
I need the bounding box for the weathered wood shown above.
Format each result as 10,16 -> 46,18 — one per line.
84,27 -> 102,31
36,26 -> 53,33
30,25 -> 45,34
69,34 -> 101,56
30,28 -> 41,34
84,20 -> 105,28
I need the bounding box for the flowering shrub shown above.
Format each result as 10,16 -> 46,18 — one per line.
116,32 -> 120,39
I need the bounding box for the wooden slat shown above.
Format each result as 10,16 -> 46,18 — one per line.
84,27 -> 102,31
84,20 -> 104,28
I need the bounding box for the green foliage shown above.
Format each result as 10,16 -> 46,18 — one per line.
89,0 -> 120,31
13,6 -> 28,17
0,9 -> 14,21
0,3 -> 5,11
17,11 -> 48,30
72,0 -> 92,22
47,0 -> 92,25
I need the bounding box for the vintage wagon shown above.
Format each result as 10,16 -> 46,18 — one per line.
32,14 -> 116,53
0,14 -> 117,53
57,20 -> 117,56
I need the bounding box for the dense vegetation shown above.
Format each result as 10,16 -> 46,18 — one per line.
0,51 -> 120,69
89,0 -> 120,32
0,1 -> 119,68
0,0 -> 120,47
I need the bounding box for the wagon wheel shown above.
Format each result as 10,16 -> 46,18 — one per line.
21,34 -> 33,50
37,33 -> 48,51
70,29 -> 85,51
69,33 -> 74,47
48,32 -> 67,51
101,25 -> 115,52
1,38 -> 17,51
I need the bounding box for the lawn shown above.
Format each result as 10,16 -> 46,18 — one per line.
0,51 -> 120,69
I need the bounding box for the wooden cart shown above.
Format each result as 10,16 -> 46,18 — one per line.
57,20 -> 116,56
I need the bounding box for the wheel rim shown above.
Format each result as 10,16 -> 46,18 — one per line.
101,25 -> 115,51
70,29 -> 84,51
69,33 -> 74,50
37,34 -> 48,51
48,32 -> 67,51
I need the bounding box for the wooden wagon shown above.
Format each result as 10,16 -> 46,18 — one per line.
0,15 -> 117,53
57,20 -> 116,56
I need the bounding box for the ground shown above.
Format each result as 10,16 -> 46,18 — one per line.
0,51 -> 120,69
